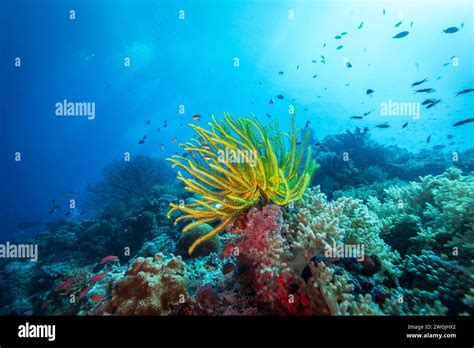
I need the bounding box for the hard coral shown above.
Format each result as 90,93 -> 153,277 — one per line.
167,112 -> 317,254
98,253 -> 188,315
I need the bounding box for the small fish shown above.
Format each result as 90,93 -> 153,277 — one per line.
77,286 -> 92,300
341,32 -> 347,36
315,142 -> 322,147
89,294 -> 104,302
304,108 -> 308,111
269,98 -> 274,104
48,209 -> 55,215
414,88 -> 435,94
442,62 -> 450,67
366,89 -> 374,95
382,8 -> 386,15
323,43 -> 326,47
88,273 -> 107,283
250,101 -> 255,104
363,127 -> 369,132
163,124 -> 168,128
394,21 -> 402,28
447,134 -> 453,139
321,55 -> 325,60
449,141 -> 456,145
99,255 -> 118,265
79,211 -> 85,215
351,116 -> 363,119
305,120 -> 310,128
58,277 -> 77,293
201,144 -> 210,150
51,199 -> 56,203
335,35 -> 342,39
402,122 -> 408,128
452,118 -> 474,127
346,62 -> 352,68
146,120 -> 152,125
422,98 -> 437,105
363,111 -> 371,116
278,71 -> 284,75
426,99 -> 441,109
410,21 -> 414,27
312,75 -> 317,79
203,156 -> 212,161
171,138 -> 177,143
455,88 -> 474,96
426,135 -> 431,143
221,244 -> 235,259
336,45 -> 343,50
266,113 -> 272,118
138,139 -> 145,144
312,60 -> 317,63
296,65 -> 299,70
192,115 -> 201,121
411,78 -> 429,87
222,263 -> 236,275
393,31 -> 409,39
277,94 -> 284,99
432,145 -> 446,150
296,141 -> 302,145
164,120 -> 168,123
443,27 -> 459,34
157,128 -> 160,131
357,22 -> 364,29
160,144 -> 165,150
375,124 -> 390,128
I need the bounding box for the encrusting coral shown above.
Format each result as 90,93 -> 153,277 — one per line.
97,253 -> 188,315
167,112 -> 317,254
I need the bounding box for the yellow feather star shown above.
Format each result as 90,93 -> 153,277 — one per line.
167,112 -> 318,254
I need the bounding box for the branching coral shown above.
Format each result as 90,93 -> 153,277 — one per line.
167,112 -> 317,254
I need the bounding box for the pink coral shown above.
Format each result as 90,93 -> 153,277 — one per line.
228,205 -> 294,311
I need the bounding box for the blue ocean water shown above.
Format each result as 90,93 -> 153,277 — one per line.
0,0 -> 472,244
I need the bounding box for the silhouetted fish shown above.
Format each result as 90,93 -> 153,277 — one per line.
336,45 -> 343,50
414,88 -> 435,94
335,35 -> 342,39
366,89 -> 374,95
402,122 -> 408,128
455,88 -> 474,96
447,134 -> 453,139
426,99 -> 441,109
351,116 -> 363,119
375,124 -> 390,128
278,71 -> 284,75
305,120 -> 310,128
426,135 -> 431,143
443,27 -> 459,34
146,120 -> 151,125
269,98 -> 274,104
341,32 -> 347,36
266,113 -> 272,118
453,118 -> 474,127
312,75 -> 317,78
411,78 -> 428,87
394,21 -> 402,28
357,22 -> 364,29
138,139 -> 145,144
346,62 -> 352,68
277,94 -> 284,99
393,31 -> 409,39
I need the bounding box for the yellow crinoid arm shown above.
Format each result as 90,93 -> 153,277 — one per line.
167,112 -> 318,254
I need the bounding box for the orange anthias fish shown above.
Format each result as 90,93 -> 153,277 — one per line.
89,294 -> 104,302
88,273 -> 107,283
58,277 -> 77,294
77,286 -> 92,300
192,114 -> 201,121
220,244 -> 235,260
98,255 -> 117,265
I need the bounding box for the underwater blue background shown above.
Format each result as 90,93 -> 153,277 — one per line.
0,0 -> 473,243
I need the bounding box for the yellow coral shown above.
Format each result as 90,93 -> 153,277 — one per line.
167,112 -> 318,254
